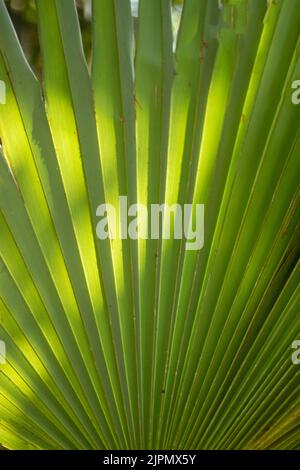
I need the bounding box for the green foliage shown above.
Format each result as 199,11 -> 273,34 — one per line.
0,0 -> 299,450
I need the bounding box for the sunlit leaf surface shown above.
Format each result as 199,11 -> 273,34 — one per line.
0,0 -> 299,450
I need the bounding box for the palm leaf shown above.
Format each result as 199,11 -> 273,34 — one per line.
0,0 -> 299,450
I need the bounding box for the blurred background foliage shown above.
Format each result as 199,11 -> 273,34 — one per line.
4,0 -> 183,78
